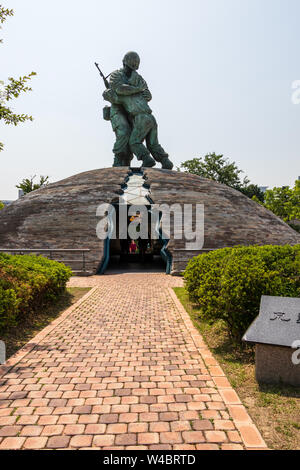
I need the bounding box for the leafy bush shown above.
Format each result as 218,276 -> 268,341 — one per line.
0,254 -> 72,331
289,223 -> 300,234
184,245 -> 300,341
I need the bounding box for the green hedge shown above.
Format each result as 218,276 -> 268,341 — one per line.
0,253 -> 72,331
184,245 -> 300,341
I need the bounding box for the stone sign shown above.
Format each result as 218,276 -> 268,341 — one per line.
243,295 -> 300,347
243,295 -> 300,386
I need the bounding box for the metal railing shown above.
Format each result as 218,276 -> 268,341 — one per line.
0,248 -> 91,274
173,248 -> 218,252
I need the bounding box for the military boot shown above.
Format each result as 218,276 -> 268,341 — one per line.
142,154 -> 156,168
113,153 -> 132,167
161,156 -> 173,170
113,155 -> 123,167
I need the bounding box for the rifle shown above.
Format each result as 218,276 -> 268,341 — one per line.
94,62 -> 110,89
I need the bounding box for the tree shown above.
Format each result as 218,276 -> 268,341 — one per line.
0,201 -> 4,210
16,175 -> 50,194
262,180 -> 300,223
239,184 -> 265,203
0,4 -> 36,151
180,153 -> 250,190
180,153 -> 268,203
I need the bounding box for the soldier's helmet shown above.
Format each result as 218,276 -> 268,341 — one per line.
123,51 -> 140,71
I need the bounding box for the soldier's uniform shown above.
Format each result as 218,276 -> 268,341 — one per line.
103,52 -> 173,169
109,102 -> 132,167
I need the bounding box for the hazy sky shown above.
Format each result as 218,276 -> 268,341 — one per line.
1,0 -> 299,199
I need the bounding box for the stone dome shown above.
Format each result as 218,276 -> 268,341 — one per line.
0,167 -> 299,274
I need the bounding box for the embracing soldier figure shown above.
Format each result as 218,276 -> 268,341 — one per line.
103,52 -> 173,169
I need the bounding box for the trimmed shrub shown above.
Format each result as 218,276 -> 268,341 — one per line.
184,245 -> 300,341
0,254 -> 72,331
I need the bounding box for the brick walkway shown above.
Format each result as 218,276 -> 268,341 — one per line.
0,273 -> 267,450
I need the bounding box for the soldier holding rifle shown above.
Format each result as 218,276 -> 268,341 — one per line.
95,52 -> 173,169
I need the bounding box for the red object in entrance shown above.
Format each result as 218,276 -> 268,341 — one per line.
129,240 -> 137,254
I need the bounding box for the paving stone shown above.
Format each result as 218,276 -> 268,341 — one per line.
205,431 -> 227,443
0,426 -> 21,437
138,433 -> 159,445
69,435 -> 93,448
107,423 -> 127,434
115,433 -> 137,446
93,434 -> 115,447
47,436 -> 70,449
150,422 -> 170,433
128,423 -> 148,433
23,437 -> 48,449
63,424 -> 85,435
20,426 -> 43,437
160,432 -> 183,444
0,437 -> 25,449
85,424 -> 106,435
182,431 -> 205,443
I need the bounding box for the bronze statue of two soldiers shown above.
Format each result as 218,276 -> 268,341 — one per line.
98,52 -> 173,169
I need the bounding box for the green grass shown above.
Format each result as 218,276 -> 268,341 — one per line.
174,286 -> 300,450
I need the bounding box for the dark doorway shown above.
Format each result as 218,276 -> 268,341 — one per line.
98,204 -> 171,274
107,237 -> 166,274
